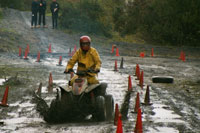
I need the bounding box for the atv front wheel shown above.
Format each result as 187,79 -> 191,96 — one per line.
93,96 -> 106,121
105,95 -> 114,121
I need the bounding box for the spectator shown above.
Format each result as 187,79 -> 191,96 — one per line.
38,0 -> 47,28
31,0 -> 39,29
50,0 -> 59,29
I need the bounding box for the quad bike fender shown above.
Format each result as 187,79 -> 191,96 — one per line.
85,84 -> 101,93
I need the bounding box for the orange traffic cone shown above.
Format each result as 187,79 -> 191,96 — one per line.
128,75 -> 132,91
139,71 -> 144,89
134,64 -> 138,76
116,48 -> 120,56
36,51 -> 41,62
140,52 -> 145,58
114,103 -> 119,125
57,56 -> 62,66
182,52 -> 186,62
48,44 -> 52,53
116,114 -> 123,133
151,48 -> 154,57
142,85 -> 152,105
136,65 -> 140,80
19,47 -> 22,57
114,60 -> 118,71
134,92 -> 140,113
24,48 -> 28,60
0,86 -> 9,107
134,108 -> 143,133
48,73 -> 53,92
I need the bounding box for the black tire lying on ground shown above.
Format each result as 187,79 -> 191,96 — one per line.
152,76 -> 174,83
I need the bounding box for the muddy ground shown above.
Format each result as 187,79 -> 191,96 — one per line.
0,8 -> 200,133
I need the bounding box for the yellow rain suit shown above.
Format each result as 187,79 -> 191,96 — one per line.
66,47 -> 101,85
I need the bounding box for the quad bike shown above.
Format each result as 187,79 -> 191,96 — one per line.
35,69 -> 114,123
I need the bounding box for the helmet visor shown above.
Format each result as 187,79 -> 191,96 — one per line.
81,42 -> 90,51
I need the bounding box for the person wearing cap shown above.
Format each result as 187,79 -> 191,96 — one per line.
65,35 -> 101,85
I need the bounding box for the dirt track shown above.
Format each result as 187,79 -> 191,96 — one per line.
0,9 -> 200,133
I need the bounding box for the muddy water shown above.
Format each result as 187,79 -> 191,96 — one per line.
1,55 -> 200,133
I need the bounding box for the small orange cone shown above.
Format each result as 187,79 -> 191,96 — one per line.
116,48 -> 120,56
136,65 -> 140,80
48,44 -> 52,53
24,48 -> 28,60
134,108 -> 143,133
182,52 -> 186,62
48,73 -> 53,92
134,92 -> 140,113
19,47 -> 22,57
116,114 -> 123,133
59,56 -> 62,66
0,86 -> 9,107
134,64 -> 139,76
114,103 -> 119,125
140,52 -> 145,58
139,71 -> 144,89
151,48 -> 154,57
114,60 -> 118,71
128,75 -> 132,91
142,85 -> 152,105
36,51 -> 41,62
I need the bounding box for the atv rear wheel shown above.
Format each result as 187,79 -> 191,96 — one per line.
105,95 -> 114,121
93,96 -> 106,121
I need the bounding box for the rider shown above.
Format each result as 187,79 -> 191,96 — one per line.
64,35 -> 102,85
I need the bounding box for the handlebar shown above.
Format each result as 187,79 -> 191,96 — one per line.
64,69 -> 99,76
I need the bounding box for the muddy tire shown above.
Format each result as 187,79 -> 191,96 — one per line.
94,96 -> 106,121
45,99 -> 62,123
152,76 -> 174,83
105,95 -> 114,121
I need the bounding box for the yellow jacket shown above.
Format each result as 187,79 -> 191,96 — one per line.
66,47 -> 102,76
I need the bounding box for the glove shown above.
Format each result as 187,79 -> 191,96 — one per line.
64,69 -> 73,74
95,68 -> 100,73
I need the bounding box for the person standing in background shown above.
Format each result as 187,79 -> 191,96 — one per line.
50,0 -> 59,29
31,0 -> 39,29
38,0 -> 47,28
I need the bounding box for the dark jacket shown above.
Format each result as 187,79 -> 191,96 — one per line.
50,2 -> 59,14
31,1 -> 39,13
39,0 -> 46,13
